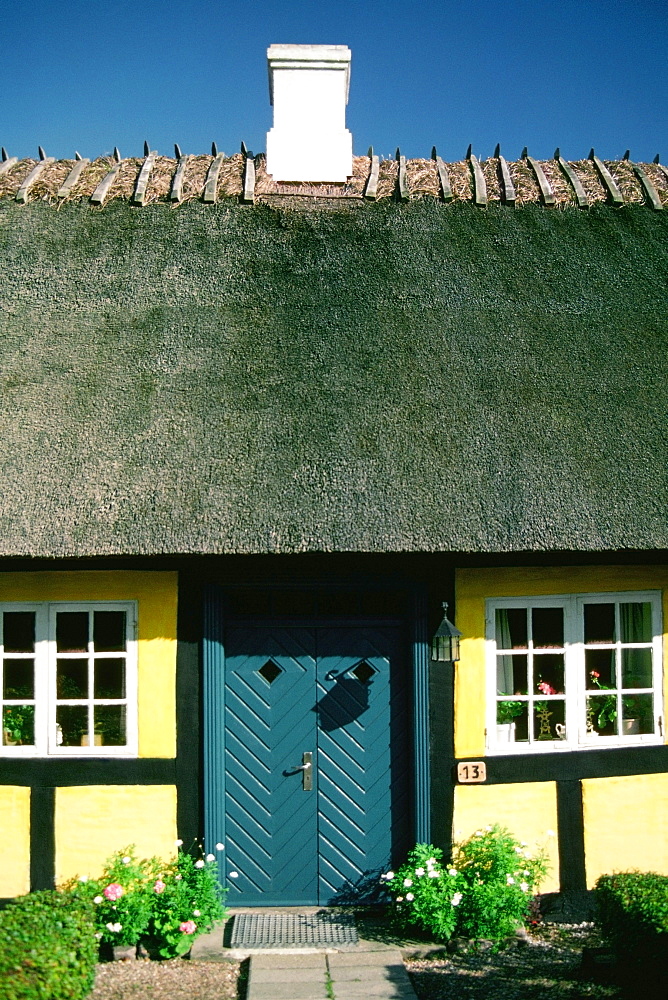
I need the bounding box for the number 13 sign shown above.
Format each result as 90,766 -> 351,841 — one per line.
457,761 -> 487,783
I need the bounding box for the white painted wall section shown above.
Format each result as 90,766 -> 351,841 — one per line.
266,44 -> 353,182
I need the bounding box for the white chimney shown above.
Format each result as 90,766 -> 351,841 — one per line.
266,44 -> 353,182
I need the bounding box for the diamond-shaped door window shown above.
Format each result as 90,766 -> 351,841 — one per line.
351,661 -> 376,684
258,660 -> 282,685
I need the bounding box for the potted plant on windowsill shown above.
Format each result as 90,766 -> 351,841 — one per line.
587,671 -> 639,736
496,700 -> 523,742
2,704 -> 34,746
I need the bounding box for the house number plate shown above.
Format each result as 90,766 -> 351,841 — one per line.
457,761 -> 487,783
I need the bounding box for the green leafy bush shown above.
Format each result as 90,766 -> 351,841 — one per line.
62,843 -> 228,958
0,891 -> 97,1000
383,825 -> 549,942
595,871 -> 668,971
144,849 -> 228,958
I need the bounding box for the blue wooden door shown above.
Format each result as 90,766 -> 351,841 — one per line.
223,623 -> 410,906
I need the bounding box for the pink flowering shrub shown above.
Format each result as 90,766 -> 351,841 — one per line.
103,883 -> 124,901
62,843 -> 227,957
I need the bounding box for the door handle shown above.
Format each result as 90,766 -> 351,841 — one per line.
289,751 -> 313,790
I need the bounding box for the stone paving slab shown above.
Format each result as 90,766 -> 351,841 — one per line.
330,964 -> 408,981
328,947 -> 406,966
247,980 -> 329,1000
251,952 -> 328,969
245,948 -> 418,1000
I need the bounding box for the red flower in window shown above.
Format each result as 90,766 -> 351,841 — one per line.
537,681 -> 556,695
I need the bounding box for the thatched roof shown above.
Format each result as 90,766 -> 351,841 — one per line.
0,196 -> 666,557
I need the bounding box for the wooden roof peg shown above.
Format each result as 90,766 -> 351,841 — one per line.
57,153 -> 90,197
554,148 -> 588,207
364,150 -> 380,200
133,147 -> 156,206
16,152 -> 55,202
623,150 -> 630,161
0,149 -> 16,176
396,147 -> 409,201
242,148 -> 256,204
203,151 -> 225,203
495,144 -> 516,206
466,146 -> 487,206
211,142 -> 218,157
524,149 -> 555,207
431,147 -> 453,202
170,152 -> 189,203
589,148 -> 624,206
631,159 -> 663,211
174,143 -> 182,159
114,147 -> 121,162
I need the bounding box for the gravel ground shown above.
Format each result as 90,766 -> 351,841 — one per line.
86,924 -> 622,1000
405,924 -> 623,1000
88,957 -> 244,1000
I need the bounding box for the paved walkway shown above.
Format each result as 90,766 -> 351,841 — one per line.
247,948 -> 417,1000
191,928 -> 418,1000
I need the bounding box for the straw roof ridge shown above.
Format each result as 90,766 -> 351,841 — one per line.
0,152 -> 665,209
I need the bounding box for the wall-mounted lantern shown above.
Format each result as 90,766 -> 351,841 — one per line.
431,602 -> 462,662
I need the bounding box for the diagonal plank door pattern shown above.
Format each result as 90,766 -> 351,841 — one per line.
224,624 -> 410,905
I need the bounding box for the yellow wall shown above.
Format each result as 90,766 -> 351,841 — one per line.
55,785 -> 178,883
0,571 -> 178,757
0,786 -> 31,896
582,773 -> 668,887
453,781 -> 560,893
455,565 -> 668,758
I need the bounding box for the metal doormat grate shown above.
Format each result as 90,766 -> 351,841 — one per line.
230,911 -> 358,949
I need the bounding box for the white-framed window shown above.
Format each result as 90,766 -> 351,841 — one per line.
486,591 -> 663,753
0,602 -> 137,756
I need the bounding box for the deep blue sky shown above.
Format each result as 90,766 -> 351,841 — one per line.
1,0 -> 666,163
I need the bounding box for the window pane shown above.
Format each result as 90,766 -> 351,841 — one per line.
497,702 -> 528,742
3,705 -> 34,745
585,648 -> 616,689
3,612 -> 35,653
622,694 -> 653,735
533,699 -> 565,741
94,659 -> 126,699
533,654 -> 565,695
3,659 -> 34,699
496,654 -> 527,695
95,706 -> 126,746
56,705 -> 88,746
586,694 -> 619,736
93,612 -> 127,652
56,612 -> 89,652
532,608 -> 563,648
57,659 -> 88,699
584,603 -> 615,644
620,602 -> 652,644
622,648 -> 653,689
495,608 -> 527,649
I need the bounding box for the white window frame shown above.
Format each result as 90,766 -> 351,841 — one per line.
485,591 -> 663,754
0,601 -> 138,757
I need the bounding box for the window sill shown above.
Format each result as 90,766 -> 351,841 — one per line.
487,735 -> 664,755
